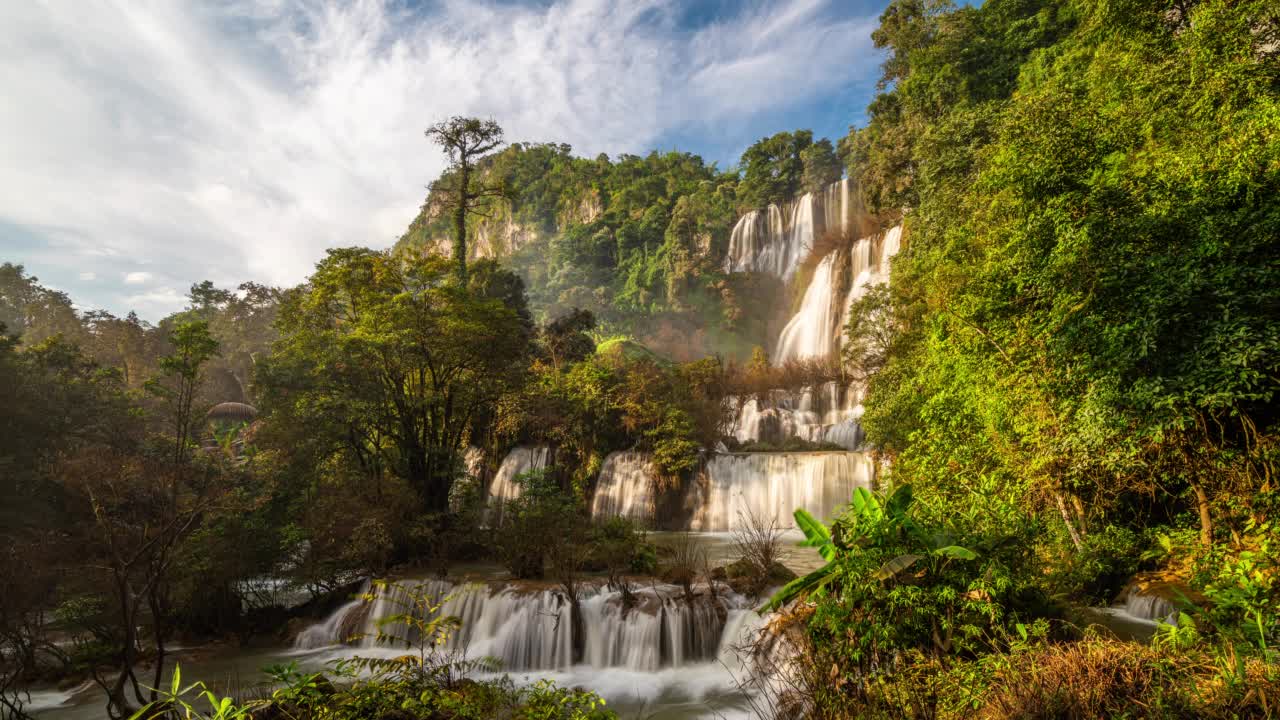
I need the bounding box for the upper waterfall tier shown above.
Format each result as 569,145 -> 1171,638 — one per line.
774,252 -> 844,362
774,225 -> 903,364
690,451 -> 876,532
723,178 -> 855,283
590,451 -> 658,524
731,381 -> 865,450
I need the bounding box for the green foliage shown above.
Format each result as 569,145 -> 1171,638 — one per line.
128,664 -> 253,720
738,129 -> 816,208
493,469 -> 582,579
771,483 -> 1041,702
258,249 -> 532,514
851,0 -> 1279,624
1046,524 -> 1149,605
587,516 -> 657,581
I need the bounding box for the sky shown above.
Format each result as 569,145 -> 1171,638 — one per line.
0,0 -> 891,321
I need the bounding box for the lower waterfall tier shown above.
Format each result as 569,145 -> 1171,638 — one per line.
295,580 -> 754,673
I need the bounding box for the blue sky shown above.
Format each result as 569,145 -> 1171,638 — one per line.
0,0 -> 891,320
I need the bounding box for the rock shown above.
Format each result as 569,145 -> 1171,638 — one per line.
724,559 -> 796,596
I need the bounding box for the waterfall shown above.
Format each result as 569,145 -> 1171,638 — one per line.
721,177 -> 864,284
839,224 -> 902,333
691,452 -> 876,531
774,252 -> 844,363
590,451 -> 658,524
297,579 -> 751,673
1117,586 -> 1178,624
722,195 -> 815,283
774,224 -> 902,365
293,580 -> 372,650
487,446 -> 549,523
731,381 -> 864,450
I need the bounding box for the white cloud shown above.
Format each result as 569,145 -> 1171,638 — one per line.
123,286 -> 188,318
124,271 -> 153,285
0,0 -> 882,319
79,271 -> 97,281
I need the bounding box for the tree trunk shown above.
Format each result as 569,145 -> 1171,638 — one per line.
1055,492 -> 1084,550
147,587 -> 167,703
453,162 -> 469,282
1194,483 -> 1213,548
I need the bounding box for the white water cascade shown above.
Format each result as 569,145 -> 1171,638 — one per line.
723,195 -> 816,283
590,451 -> 659,524
774,225 -> 902,364
731,381 -> 865,450
721,177 -> 861,284
692,452 -> 876,531
297,580 -> 750,673
486,446 -> 549,523
774,252 -> 844,363
293,597 -> 369,650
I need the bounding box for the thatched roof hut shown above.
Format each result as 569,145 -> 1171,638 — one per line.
206,401 -> 258,425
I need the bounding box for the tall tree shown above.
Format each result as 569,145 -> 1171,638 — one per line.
426,117 -> 506,281
260,249 -> 532,513
737,129 -> 815,208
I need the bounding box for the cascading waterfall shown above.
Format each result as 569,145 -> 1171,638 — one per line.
692,452 -> 876,531
296,579 -> 748,673
590,451 -> 658,524
487,446 -> 549,523
774,252 -> 844,363
1116,586 -> 1178,625
839,224 -> 902,332
774,225 -> 902,364
731,381 -> 864,450
723,195 -> 816,283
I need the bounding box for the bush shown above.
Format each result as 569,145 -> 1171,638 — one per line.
1046,524 -> 1149,605
492,469 -> 582,580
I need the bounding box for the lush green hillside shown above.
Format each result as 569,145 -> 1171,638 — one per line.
394,133 -> 844,360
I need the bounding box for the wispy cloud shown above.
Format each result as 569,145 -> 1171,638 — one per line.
124,271 -> 153,285
0,0 -> 883,319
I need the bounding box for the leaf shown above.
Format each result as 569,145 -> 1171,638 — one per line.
171,664 -> 181,695
873,553 -> 922,581
794,508 -> 830,543
933,545 -> 978,560
760,562 -> 835,612
793,509 -> 834,560
885,483 -> 914,519
849,487 -> 878,517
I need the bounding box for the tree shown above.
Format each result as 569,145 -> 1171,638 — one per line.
426,117 -> 506,281
737,130 -> 815,208
260,249 -> 532,514
150,321 -> 220,469
0,263 -> 83,346
800,138 -> 842,194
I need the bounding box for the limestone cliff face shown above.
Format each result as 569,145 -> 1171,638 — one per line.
397,186 -> 602,261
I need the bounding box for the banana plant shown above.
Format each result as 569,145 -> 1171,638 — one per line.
761,508 -> 839,612
761,484 -> 979,612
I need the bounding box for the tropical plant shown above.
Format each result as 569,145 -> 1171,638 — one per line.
127,665 -> 253,720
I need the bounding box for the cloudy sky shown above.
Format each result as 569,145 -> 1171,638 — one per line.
1,0 -> 890,320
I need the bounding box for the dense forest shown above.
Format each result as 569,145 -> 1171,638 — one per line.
2,0 -> 1278,719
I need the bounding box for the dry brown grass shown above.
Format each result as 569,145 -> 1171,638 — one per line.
737,622 -> 1280,720
975,639 -> 1280,720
